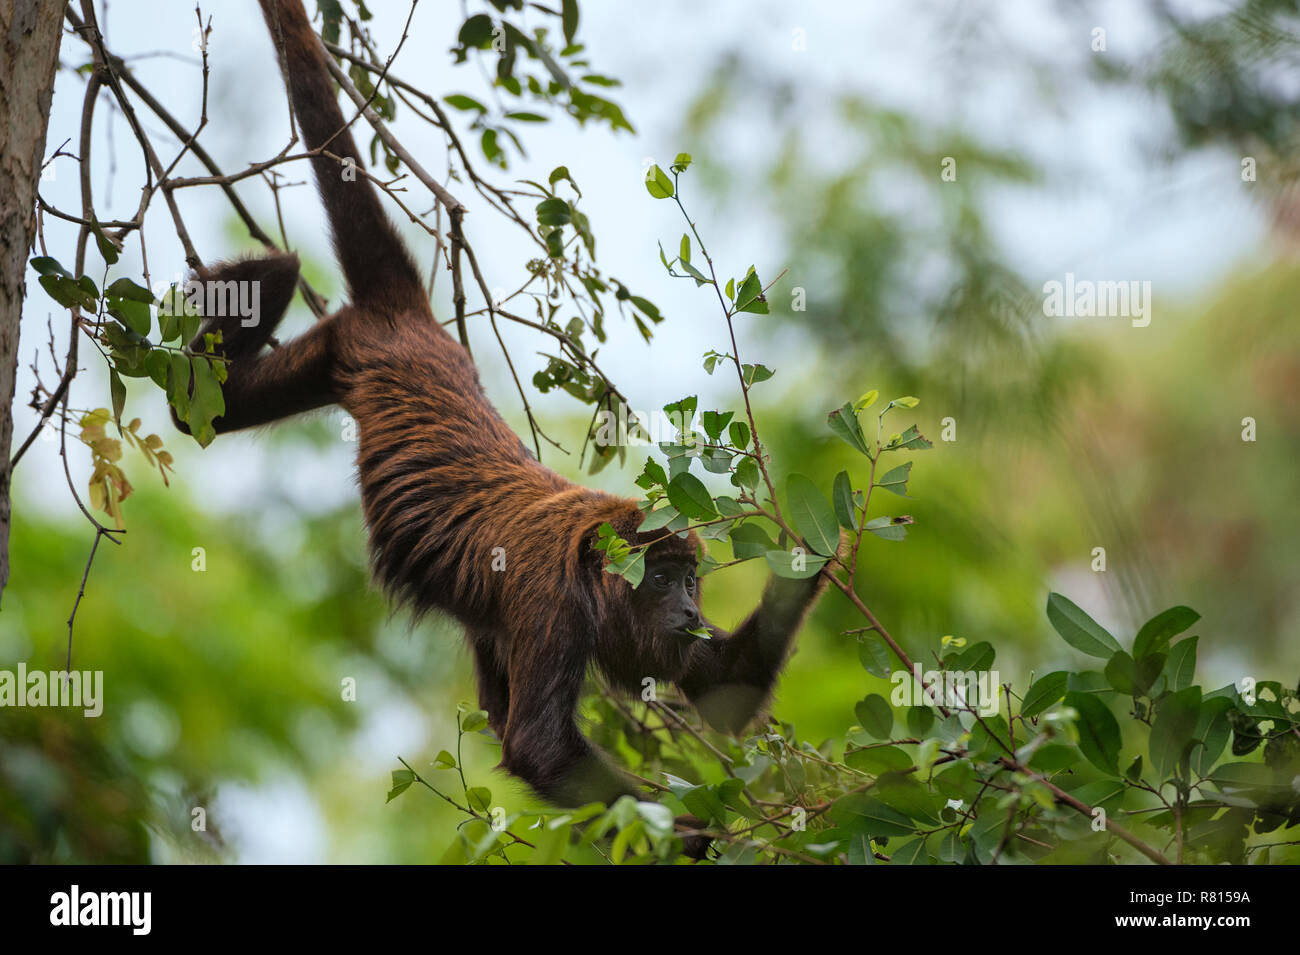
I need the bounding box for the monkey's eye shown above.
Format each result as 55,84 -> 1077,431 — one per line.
653,572 -> 669,587
685,574 -> 696,590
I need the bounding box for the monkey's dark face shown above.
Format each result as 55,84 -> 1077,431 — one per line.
635,558 -> 702,636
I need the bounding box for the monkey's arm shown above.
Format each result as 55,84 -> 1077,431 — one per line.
677,572 -> 828,734
169,254 -> 338,436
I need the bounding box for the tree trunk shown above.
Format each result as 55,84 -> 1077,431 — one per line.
0,0 -> 66,603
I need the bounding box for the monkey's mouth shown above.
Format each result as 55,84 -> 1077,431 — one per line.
672,626 -> 711,640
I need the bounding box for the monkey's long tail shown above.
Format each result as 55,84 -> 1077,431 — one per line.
257,0 -> 423,310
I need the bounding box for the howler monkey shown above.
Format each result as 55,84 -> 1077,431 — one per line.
179,0 -> 828,812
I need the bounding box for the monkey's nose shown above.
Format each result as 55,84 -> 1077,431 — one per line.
684,606 -> 699,624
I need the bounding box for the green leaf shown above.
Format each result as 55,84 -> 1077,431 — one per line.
166,352 -> 191,422
634,456 -> 667,490
187,355 -> 225,447
906,705 -> 934,737
764,549 -> 829,579
969,715 -> 1012,760
875,773 -> 943,825
1150,687 -> 1201,780
741,363 -> 773,386
1125,755 -> 1143,782
732,456 -> 759,490
1022,671 -> 1069,718
787,473 -> 840,556
828,794 -> 914,837
857,637 -> 892,677
543,227 -> 565,258
632,297 -> 663,325
108,368 -> 126,426
1067,670 -> 1111,695
30,256 -> 71,278
876,461 -> 912,497
644,164 -> 674,199
605,548 -> 646,588
1133,606 -> 1200,661
700,445 -> 731,474
1190,697 -> 1233,776
1045,593 -> 1122,659
883,424 -> 933,451
444,93 -> 487,112
948,640 -> 995,673
734,269 -> 768,314
38,274 -> 92,309
109,298 -> 151,337
1028,743 -> 1079,772
729,522 -> 776,560
679,233 -> 691,263
855,694 -> 893,738
934,761 -> 977,800
180,307 -> 201,345
535,197 -> 571,226
666,472 -> 716,521
1104,650 -> 1164,697
90,216 -> 119,265
845,745 -> 913,774
679,257 -> 710,284
561,0 -> 579,45
434,750 -> 457,770
461,709 -> 489,733
713,496 -> 743,519
1063,691 -> 1121,776
700,410 -> 733,442
386,768 -> 415,802
864,516 -> 909,541
854,390 -> 878,411
637,504 -> 683,533
104,277 -> 155,303
144,349 -> 169,388
832,470 -> 858,530
466,786 -> 493,813
728,421 -> 750,449
827,402 -> 871,456
1163,636 -> 1198,691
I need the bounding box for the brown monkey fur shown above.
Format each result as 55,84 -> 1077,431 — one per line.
176,0 -> 828,815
